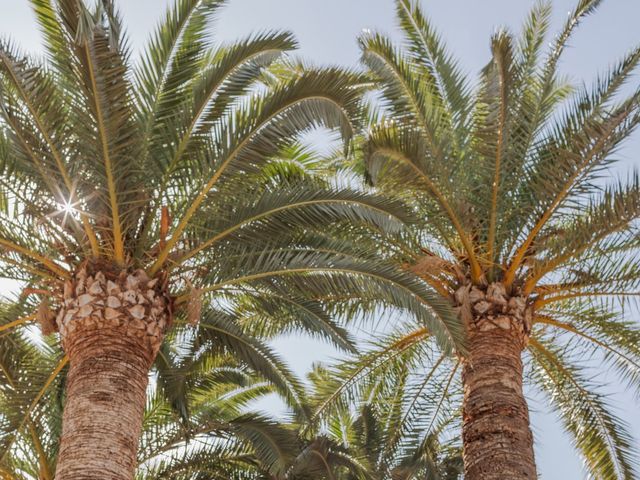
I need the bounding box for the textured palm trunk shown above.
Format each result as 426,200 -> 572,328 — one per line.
456,283 -> 537,479
53,267 -> 169,480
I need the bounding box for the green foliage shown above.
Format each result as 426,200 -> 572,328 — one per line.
529,337 -> 637,480
309,341 -> 463,480
0,0 -> 638,478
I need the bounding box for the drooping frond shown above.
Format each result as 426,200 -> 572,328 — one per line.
529,337 -> 639,479
190,306 -> 310,419
0,300 -> 66,478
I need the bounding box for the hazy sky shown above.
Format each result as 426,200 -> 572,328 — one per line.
0,1 -> 639,478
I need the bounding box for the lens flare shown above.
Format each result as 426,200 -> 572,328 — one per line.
61,201 -> 75,214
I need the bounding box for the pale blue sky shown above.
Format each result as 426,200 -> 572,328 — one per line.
0,1 -> 638,478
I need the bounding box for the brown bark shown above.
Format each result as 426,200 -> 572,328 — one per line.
457,282 -> 537,479
53,267 -> 169,480
55,326 -> 153,479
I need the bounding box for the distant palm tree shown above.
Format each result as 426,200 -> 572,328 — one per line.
353,0 -> 640,478
309,362 -> 463,480
311,322 -> 464,480
0,1 -> 459,478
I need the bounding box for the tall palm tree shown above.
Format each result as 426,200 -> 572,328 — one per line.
0,301 -> 309,479
356,0 -> 640,478
0,1 -> 461,478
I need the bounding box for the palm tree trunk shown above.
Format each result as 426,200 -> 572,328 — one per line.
54,268 -> 168,480
461,318 -> 536,479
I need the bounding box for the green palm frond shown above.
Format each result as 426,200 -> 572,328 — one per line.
134,0 -> 227,123
394,0 -> 472,131
536,300 -> 640,397
529,337 -> 638,479
311,326 -> 460,441
193,307 -> 309,419
525,176 -> 640,293
0,41 -> 73,203
0,300 -> 66,479
308,336 -> 462,480
189,238 -> 462,354
233,284 -> 357,353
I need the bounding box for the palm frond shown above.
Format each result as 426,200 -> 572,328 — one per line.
529,337 -> 638,480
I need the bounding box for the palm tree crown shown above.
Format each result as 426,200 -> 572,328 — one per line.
0,0 -> 461,351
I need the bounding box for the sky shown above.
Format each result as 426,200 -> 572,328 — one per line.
0,0 -> 639,478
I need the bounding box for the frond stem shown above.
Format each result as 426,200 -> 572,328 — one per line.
0,238 -> 69,278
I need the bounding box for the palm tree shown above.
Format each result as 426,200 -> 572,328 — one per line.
0,1 -> 461,478
355,0 -> 640,478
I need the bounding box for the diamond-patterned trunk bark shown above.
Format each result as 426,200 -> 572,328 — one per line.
456,282 -> 537,479
54,267 -> 169,480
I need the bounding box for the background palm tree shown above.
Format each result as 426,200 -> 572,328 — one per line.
339,0 -> 640,478
0,0 -> 461,478
309,362 -> 463,480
